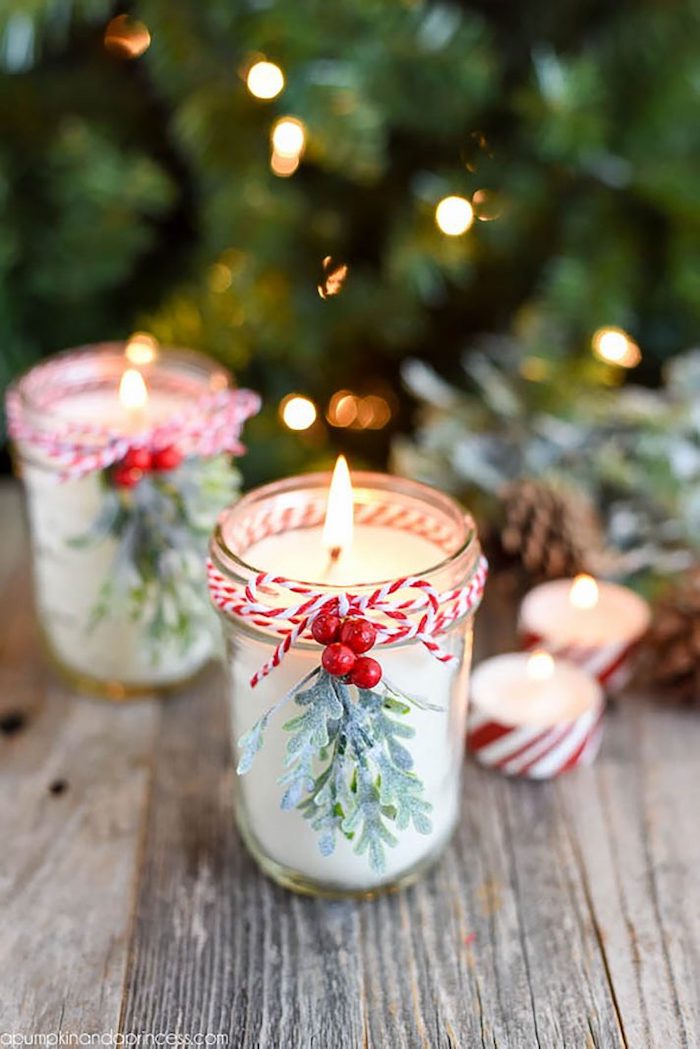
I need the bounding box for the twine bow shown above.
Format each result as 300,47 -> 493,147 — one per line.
207,554 -> 488,687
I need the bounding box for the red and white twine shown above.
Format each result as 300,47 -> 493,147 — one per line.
6,352 -> 261,481
207,553 -> 488,687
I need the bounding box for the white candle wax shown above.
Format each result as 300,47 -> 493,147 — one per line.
520,578 -> 650,648
51,386 -> 194,431
229,520 -> 472,892
470,653 -> 601,726
24,460 -> 212,691
242,524 -> 440,585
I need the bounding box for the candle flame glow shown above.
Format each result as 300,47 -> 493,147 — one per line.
323,455 -> 353,560
119,368 -> 148,411
570,573 -> 599,610
527,650 -> 555,681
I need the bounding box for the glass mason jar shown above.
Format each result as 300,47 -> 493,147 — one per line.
8,342 -> 258,699
209,471 -> 485,898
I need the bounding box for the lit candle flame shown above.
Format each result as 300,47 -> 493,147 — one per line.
323,455 -> 353,561
570,573 -> 599,611
119,368 -> 148,412
527,650 -> 555,681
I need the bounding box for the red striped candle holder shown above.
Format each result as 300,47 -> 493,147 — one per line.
519,576 -> 651,693
468,652 -> 604,779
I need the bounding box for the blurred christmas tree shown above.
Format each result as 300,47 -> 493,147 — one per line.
2,0 -> 700,485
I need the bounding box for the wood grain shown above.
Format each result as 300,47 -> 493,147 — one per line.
0,483 -> 160,1032
2,481 -> 699,1047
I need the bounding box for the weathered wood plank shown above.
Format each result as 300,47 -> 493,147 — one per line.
0,482 -> 161,1032
120,571 -> 626,1048
560,696 -> 700,1049
4,480 -> 700,1047
119,669 -> 369,1048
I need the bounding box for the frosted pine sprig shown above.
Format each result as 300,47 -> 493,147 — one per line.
236,668 -> 434,874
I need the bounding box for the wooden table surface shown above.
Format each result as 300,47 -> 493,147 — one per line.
1,481 -> 699,1049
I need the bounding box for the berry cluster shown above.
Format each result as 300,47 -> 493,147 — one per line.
311,614 -> 383,689
113,445 -> 184,488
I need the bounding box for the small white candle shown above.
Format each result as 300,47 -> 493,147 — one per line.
471,651 -> 600,726
468,651 -> 604,778
519,574 -> 650,690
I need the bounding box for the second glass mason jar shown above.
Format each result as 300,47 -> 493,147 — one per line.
7,341 -> 259,699
209,471 -> 486,897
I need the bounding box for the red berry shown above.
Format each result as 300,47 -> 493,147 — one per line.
113,464 -> 142,489
338,618 -> 377,654
152,445 -> 184,472
321,643 -> 356,677
311,614 -> 341,646
350,656 -> 382,690
122,447 -> 152,472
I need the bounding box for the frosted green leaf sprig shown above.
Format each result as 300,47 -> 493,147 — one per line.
70,454 -> 240,661
237,663 -> 441,875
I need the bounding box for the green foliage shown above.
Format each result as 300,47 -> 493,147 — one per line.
238,667 -> 434,874
73,455 -> 240,658
395,343 -> 700,584
2,1 -> 700,479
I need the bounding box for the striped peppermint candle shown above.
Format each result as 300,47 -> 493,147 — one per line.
468,651 -> 604,779
519,575 -> 650,694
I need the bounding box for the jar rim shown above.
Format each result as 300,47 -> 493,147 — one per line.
210,469 -> 481,593
10,341 -> 232,435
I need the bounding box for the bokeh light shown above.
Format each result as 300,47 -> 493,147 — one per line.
318,257 -> 349,299
280,394 -> 317,431
592,327 -> 641,368
271,117 -> 306,158
472,188 -> 502,222
326,390 -> 392,430
270,151 -> 300,177
246,60 -> 284,100
435,195 -> 474,236
208,262 -> 233,292
104,15 -> 151,60
125,332 -> 158,366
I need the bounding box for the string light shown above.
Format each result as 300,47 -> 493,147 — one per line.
326,391 -> 392,430
270,151 -> 300,178
125,332 -> 158,366
592,327 -> 641,368
472,188 -> 502,222
271,117 -> 305,159
246,60 -> 285,100
280,394 -> 317,431
104,15 -> 151,59
435,195 -> 474,236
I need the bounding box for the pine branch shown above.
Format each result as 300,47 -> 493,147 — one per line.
69,456 -> 239,661
259,672 -> 434,874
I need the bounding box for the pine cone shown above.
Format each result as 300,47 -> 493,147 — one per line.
500,479 -> 604,581
644,569 -> 700,703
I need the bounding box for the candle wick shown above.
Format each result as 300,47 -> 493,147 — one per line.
321,546 -> 342,581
